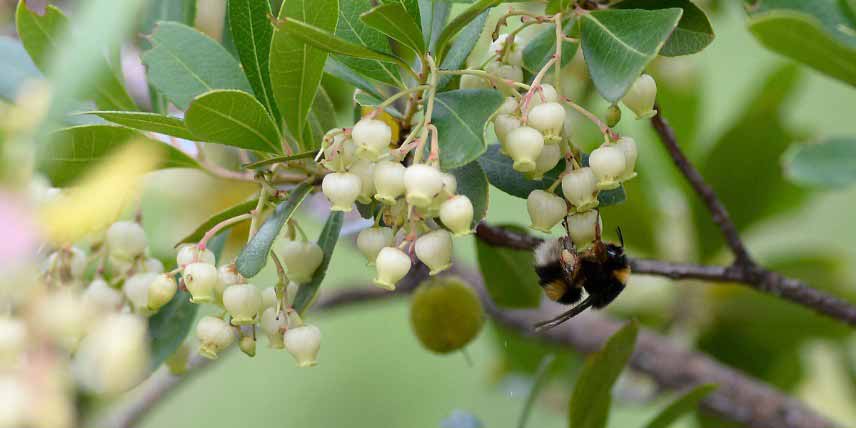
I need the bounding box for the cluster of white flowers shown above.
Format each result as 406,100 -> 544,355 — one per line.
461,34 -> 526,93
319,118 -> 476,290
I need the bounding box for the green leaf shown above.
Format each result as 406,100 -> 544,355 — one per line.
324,57 -> 385,99
16,1 -> 138,111
748,7 -> 856,86
147,288 -> 198,369
142,22 -> 253,110
306,86 -> 339,150
437,11 -> 488,90
419,0 -> 450,51
0,36 -> 40,102
185,89 -> 283,154
243,151 -> 317,169
475,224 -> 542,308
382,0 -> 422,30
85,111 -> 195,140
450,161 -> 489,225
274,16 -> 406,66
643,384 -> 717,428
335,0 -> 404,87
361,3 -> 426,55
613,0 -> 714,57
432,89 -> 504,169
39,125 -> 201,187
568,321 -> 638,428
783,137 -> 856,188
546,0 -> 572,15
435,0 -> 501,60
580,8 -> 683,102
228,0 -> 281,124
522,19 -> 578,76
293,211 -> 345,314
176,199 -> 259,245
235,183 -> 312,278
141,0 -> 196,35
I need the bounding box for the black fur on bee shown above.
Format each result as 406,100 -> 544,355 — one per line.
532,227 -> 630,332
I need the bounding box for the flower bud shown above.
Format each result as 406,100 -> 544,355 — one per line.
614,136 -> 638,181
261,286 -> 278,310
373,160 -> 406,204
373,247 -> 411,290
350,159 -> 376,204
260,307 -> 286,348
506,126 -> 545,172
83,278 -> 123,313
223,283 -> 262,325
415,229 -> 453,275
622,73 -> 657,119
490,34 -> 526,66
274,240 -> 324,283
284,324 -> 321,367
356,227 -> 394,264
123,272 -> 158,315
0,318 -> 26,364
589,145 -> 627,190
440,196 -> 474,236
352,118 -> 392,160
196,316 -> 235,359
147,274 -> 177,311
568,210 -> 601,248
106,221 -> 147,260
529,143 -> 562,180
176,244 -> 215,268
459,73 -> 489,90
528,83 -> 559,108
239,335 -> 256,357
322,172 -> 361,212
606,104 -> 621,127
183,262 -> 219,303
404,164 -> 443,208
527,102 -> 565,143
142,257 -> 164,273
218,263 -> 244,287
527,190 -> 568,233
73,314 -> 148,395
562,167 -> 599,211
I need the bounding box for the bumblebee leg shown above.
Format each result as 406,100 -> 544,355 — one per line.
533,296 -> 593,332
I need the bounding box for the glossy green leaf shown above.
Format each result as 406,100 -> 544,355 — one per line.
177,199 -> 259,245
236,183 -> 312,278
0,36 -> 39,102
274,16 -> 406,65
419,0 -> 450,51
142,22 -> 253,110
432,89 -> 504,169
568,321 -> 638,428
361,3 -> 426,54
580,8 -> 682,101
294,211 -> 345,314
437,11 -> 488,90
435,0 -> 500,60
475,224 -> 542,308
643,384 -> 717,428
16,1 -> 138,111
522,19 -> 577,76
229,0 -> 281,123
243,151 -> 316,169
383,0 -> 422,29
783,137 -> 856,188
85,111 -> 195,140
324,57 -> 385,99
546,0 -> 572,15
613,0 -> 714,57
140,0 -> 197,113
306,86 -> 339,150
185,90 -> 283,154
335,0 -> 404,87
39,125 -> 201,187
450,161 -> 489,225
147,288 -> 198,369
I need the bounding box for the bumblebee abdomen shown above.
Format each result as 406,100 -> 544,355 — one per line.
535,262 -> 583,305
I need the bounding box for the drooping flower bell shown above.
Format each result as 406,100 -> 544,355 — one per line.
589,145 -> 627,190
415,229 -> 453,275
284,324 -> 321,368
440,195 -> 474,236
373,247 -> 412,290
322,172 -> 361,212
196,316 -> 235,359
562,167 -> 599,211
351,118 -> 392,160
356,227 -> 394,265
527,190 -> 568,233
223,283 -> 262,325
274,239 -> 324,283
506,126 -> 544,173
622,74 -> 657,119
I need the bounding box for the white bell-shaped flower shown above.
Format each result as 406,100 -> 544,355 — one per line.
73,314 -> 148,396
223,283 -> 262,325
485,61 -> 523,85
196,316 -> 235,359
404,164 -> 444,208
614,136 -> 638,181
44,246 -> 87,280
373,247 -> 411,290
622,74 -> 657,119
142,257 -> 164,273
529,143 -> 562,181
321,132 -> 357,172
494,114 -> 522,154
562,167 -> 599,211
322,172 -> 361,212
568,210 -> 602,249
373,160 -> 406,204
260,307 -> 287,348
415,229 -> 453,275
176,244 -> 215,268
274,239 -> 324,283
106,221 -> 147,260
261,286 -> 278,310
356,227 -> 394,264
83,278 -> 123,313
183,262 -> 219,304
527,190 -> 568,233
506,126 -> 545,172
490,34 -> 526,66
498,96 -> 518,115
527,102 -> 565,143
284,324 -> 321,367
589,145 -> 627,190
352,118 -> 392,160
350,158 -> 376,204
528,83 -> 559,108
440,195 -> 474,236
123,272 -> 158,315
32,289 -> 89,350
218,263 -> 244,288
147,274 -> 177,311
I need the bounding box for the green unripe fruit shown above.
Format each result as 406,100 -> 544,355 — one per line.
409,277 -> 484,354
606,104 -> 621,128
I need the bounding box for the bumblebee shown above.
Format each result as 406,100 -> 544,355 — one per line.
532,224 -> 630,331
